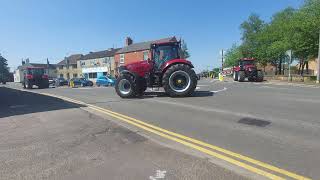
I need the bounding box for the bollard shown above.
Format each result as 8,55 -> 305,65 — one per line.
219,73 -> 224,81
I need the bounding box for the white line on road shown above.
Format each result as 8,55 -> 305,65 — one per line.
211,87 -> 227,93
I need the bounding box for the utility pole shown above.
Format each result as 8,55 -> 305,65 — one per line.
317,30 -> 320,84
221,49 -> 224,72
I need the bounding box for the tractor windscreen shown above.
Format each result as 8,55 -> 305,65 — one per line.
27,68 -> 45,75
240,60 -> 255,66
154,45 -> 180,69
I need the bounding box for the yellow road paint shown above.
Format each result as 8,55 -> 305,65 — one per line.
38,92 -> 311,180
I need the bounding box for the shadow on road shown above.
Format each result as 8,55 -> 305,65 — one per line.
142,90 -> 214,98
0,87 -> 85,118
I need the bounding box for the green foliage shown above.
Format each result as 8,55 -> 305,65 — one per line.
228,0 -> 320,69
224,44 -> 242,67
181,40 -> 190,59
0,54 -> 10,78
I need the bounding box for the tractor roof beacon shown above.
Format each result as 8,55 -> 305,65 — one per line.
115,40 -> 198,98
232,58 -> 264,82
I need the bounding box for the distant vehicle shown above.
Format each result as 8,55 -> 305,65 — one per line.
96,76 -> 116,87
48,78 -> 55,85
21,67 -> 49,89
55,77 -> 68,86
69,78 -> 93,87
233,58 -> 263,82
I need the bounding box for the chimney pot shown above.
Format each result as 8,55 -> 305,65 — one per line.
125,37 -> 133,46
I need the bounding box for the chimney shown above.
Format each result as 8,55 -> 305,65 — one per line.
125,37 -> 133,46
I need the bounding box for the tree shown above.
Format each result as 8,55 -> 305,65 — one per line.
0,54 -> 10,80
224,44 -> 242,67
181,40 -> 190,59
240,13 -> 266,57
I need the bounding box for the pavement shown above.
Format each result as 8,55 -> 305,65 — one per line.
0,86 -> 246,180
2,78 -> 320,179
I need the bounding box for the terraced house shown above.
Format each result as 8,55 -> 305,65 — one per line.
78,48 -> 120,81
56,54 -> 83,79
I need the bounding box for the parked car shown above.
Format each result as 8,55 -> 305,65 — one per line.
96,76 -> 116,87
69,78 -> 93,87
55,77 -> 68,86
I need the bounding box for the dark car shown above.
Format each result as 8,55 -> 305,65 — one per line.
55,77 -> 68,86
69,78 -> 93,87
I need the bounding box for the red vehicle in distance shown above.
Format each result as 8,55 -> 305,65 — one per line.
233,58 -> 264,82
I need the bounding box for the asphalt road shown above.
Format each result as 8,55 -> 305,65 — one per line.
4,79 -> 320,179
0,86 -> 246,180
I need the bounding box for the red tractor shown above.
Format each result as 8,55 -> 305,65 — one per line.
115,41 -> 197,98
21,67 -> 49,89
233,58 -> 264,82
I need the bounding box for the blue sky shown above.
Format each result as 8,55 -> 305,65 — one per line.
0,0 -> 302,72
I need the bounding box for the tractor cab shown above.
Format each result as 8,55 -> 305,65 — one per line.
151,41 -> 181,70
238,58 -> 256,70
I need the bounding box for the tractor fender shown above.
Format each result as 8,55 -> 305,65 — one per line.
119,70 -> 139,81
161,59 -> 194,73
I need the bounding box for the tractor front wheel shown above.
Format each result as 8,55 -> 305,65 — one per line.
162,64 -> 197,97
115,74 -> 136,98
25,81 -> 32,89
233,71 -> 239,81
238,71 -> 245,82
256,71 -> 264,82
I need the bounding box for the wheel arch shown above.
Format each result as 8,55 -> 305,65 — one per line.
162,62 -> 194,74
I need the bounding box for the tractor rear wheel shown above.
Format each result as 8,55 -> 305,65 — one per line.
115,74 -> 136,98
256,70 -> 264,82
162,64 -> 197,97
238,71 -> 245,82
233,71 -> 239,81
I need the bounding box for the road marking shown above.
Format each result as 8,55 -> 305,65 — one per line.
211,87 -> 228,93
36,92 -> 311,180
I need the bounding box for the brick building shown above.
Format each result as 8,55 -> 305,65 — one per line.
78,48 -> 120,81
114,37 -> 177,73
56,54 -> 83,79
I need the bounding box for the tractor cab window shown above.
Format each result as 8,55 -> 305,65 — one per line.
239,60 -> 255,67
153,45 -> 179,69
27,68 -> 44,75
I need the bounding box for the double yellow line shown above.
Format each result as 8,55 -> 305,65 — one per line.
40,92 -> 311,180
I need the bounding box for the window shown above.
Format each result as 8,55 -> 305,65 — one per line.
60,74 -> 63,78
73,73 -> 78,78
88,72 -> 97,79
72,64 -> 77,69
143,51 -> 149,61
59,66 -> 63,70
120,54 -> 125,64
103,72 -> 108,76
80,61 -> 85,67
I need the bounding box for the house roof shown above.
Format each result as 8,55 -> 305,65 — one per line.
57,54 -> 83,65
80,48 -> 121,60
116,37 -> 177,54
18,63 -> 57,70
